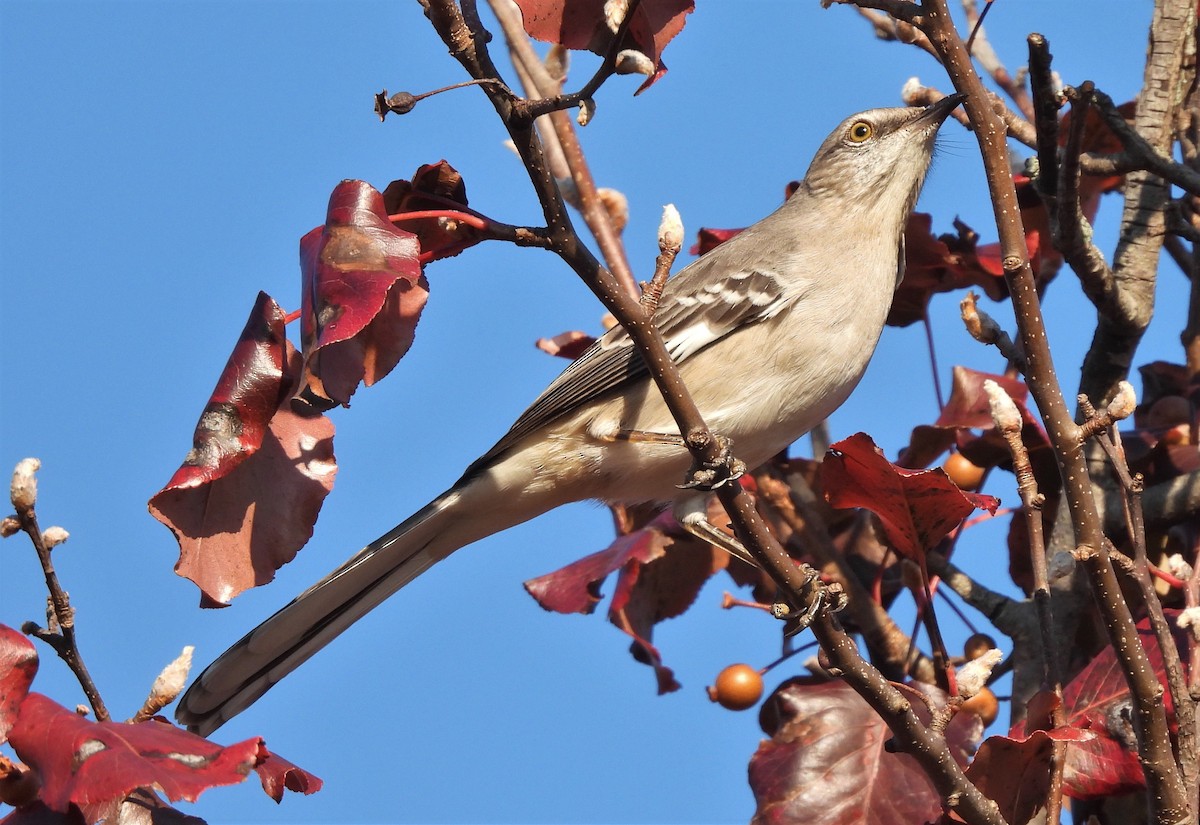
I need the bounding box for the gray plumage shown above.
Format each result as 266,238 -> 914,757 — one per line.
176,94 -> 964,735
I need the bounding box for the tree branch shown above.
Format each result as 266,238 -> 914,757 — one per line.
7,459 -> 109,721
913,1 -> 1190,820
1082,0 -> 1196,409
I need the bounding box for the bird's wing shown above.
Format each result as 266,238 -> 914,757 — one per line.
460,266 -> 793,479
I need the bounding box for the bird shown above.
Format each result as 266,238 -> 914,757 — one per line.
176,93 -> 966,735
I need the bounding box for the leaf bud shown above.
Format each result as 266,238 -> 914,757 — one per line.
577,98 -> 595,127
1105,381 -> 1137,421
1178,608 -> 1200,641
901,76 -> 925,106
603,0 -> 629,32
0,517 -> 19,538
658,204 -> 683,254
596,187 -> 627,233
1167,553 -> 1194,582
41,526 -> 69,549
10,458 -> 40,515
982,380 -> 1022,432
614,49 -> 655,76
152,645 -> 193,703
956,647 -> 1002,699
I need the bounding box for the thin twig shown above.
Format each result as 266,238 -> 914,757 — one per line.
983,379 -> 1064,822
1083,394 -> 1199,799
915,0 -> 1191,819
1089,88 -> 1200,198
9,464 -> 109,721
488,0 -> 640,299
508,0 -> 645,121
962,0 -> 1033,121
1056,83 -> 1118,309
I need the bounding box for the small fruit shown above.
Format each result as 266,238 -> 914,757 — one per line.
944,452 -> 986,491
961,686 -> 1000,726
707,664 -> 764,711
963,632 -> 997,661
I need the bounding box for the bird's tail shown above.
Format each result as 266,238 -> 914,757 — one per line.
175,474 -> 532,736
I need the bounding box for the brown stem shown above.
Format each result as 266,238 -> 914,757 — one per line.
1083,0 -> 1194,409
989,379 -> 1066,820
915,0 -> 1190,820
1086,396 -> 1199,800
16,508 -> 109,721
1055,83 -> 1118,309
487,0 -> 640,299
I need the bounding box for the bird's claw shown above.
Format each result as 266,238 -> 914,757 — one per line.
771,575 -> 845,638
678,436 -> 746,491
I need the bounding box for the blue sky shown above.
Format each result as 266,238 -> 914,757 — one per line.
0,2 -> 1175,823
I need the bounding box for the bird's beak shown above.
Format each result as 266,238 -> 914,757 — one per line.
918,92 -> 969,124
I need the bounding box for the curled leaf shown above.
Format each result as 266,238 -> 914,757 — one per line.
150,294 -> 337,606
294,180 -> 427,411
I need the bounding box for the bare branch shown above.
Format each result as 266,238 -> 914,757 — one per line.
8,459 -> 109,721
488,0 -> 640,298
913,0 -> 1191,818
1084,0 -> 1196,408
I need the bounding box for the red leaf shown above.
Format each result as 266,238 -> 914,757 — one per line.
513,0 -> 693,92
525,506 -> 729,694
609,522 -> 725,694
150,294 -> 338,605
524,511 -> 676,614
1009,613 -> 1190,799
750,679 -> 982,825
888,213 -> 1011,327
8,694 -> 264,814
382,161 -> 481,263
293,180 -> 427,411
255,750 -> 323,802
153,292 -> 290,490
0,625 -> 38,743
151,398 -> 337,606
690,226 -> 742,256
822,433 -> 999,562
965,726 -> 1095,824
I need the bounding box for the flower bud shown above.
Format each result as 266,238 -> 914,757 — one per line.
983,380 -> 1022,431
658,204 -> 683,253
10,458 -> 40,514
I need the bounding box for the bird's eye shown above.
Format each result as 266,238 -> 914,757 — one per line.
847,121 -> 874,143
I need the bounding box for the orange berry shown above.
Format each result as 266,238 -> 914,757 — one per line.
707,663 -> 764,711
963,632 -> 997,661
944,452 -> 986,490
961,686 -> 1000,726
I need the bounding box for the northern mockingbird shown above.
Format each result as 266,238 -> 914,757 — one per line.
177,94 -> 966,734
